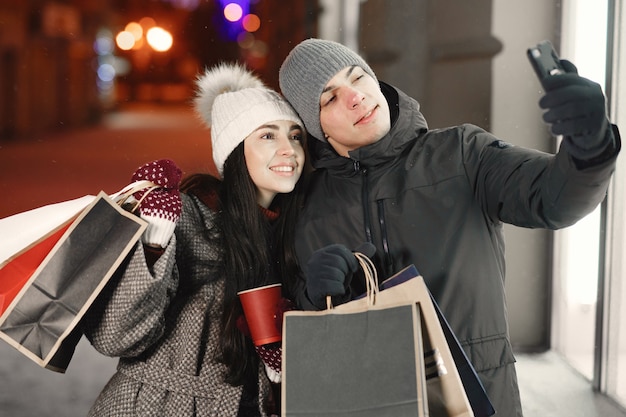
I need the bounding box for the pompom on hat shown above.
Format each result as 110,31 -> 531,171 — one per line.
279,38 -> 378,142
194,63 -> 303,176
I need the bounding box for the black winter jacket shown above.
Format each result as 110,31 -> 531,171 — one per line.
293,81 -> 620,416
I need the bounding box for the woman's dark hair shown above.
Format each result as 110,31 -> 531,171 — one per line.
182,140 -> 308,386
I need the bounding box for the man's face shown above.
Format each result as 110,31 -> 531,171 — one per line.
319,66 -> 391,157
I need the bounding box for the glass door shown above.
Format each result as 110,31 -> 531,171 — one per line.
551,0 -> 609,380
603,0 -> 626,407
554,0 -> 626,410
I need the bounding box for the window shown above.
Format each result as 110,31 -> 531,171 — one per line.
603,0 -> 626,405
553,0 -> 626,408
551,0 -> 608,380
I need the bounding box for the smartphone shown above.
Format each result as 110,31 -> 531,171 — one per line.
527,40 -> 565,83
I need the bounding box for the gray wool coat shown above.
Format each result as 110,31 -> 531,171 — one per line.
83,193 -> 271,417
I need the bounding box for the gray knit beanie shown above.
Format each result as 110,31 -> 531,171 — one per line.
279,38 -> 377,142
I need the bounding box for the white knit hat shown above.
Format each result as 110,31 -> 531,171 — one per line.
194,63 -> 303,176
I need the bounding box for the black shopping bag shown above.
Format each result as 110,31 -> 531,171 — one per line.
282,255 -> 429,417
0,191 -> 146,372
379,265 -> 495,416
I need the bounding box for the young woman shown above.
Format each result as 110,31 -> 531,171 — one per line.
83,63 -> 309,416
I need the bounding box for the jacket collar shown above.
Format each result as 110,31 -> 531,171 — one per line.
311,81 -> 428,174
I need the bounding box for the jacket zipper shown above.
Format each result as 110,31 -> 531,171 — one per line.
377,200 -> 393,277
356,161 -> 373,243
356,160 -> 393,276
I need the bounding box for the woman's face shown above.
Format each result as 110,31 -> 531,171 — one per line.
244,120 -> 305,208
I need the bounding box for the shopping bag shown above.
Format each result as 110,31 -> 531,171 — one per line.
0,183 -> 152,372
282,255 -> 429,417
0,196 -> 96,314
0,195 -> 95,265
0,181 -> 153,316
335,262 -> 475,416
0,218 -> 75,316
377,265 -> 495,416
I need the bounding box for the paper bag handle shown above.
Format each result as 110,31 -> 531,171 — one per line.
326,252 -> 379,309
355,252 -> 379,305
112,180 -> 160,213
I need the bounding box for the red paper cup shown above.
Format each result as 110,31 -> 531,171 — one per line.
238,283 -> 282,346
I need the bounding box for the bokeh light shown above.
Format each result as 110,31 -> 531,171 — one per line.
224,3 -> 243,22
97,63 -> 116,82
146,27 -> 173,52
125,22 -> 143,41
94,35 -> 114,55
139,16 -> 156,30
249,39 -> 268,58
237,31 -> 255,48
242,14 -> 260,32
116,31 -> 135,50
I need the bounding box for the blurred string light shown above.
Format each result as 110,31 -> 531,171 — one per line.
218,0 -> 261,39
94,28 -> 126,104
218,0 -> 248,39
93,2 -> 265,104
94,16 -> 172,105
224,3 -> 244,22
115,20 -> 172,52
217,0 -> 266,65
146,27 -> 173,52
139,17 -> 156,31
242,13 -> 260,32
125,22 -> 143,43
116,30 -> 135,51
97,64 -> 116,83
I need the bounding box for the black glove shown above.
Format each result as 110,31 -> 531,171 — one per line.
539,59 -> 610,160
303,243 -> 376,309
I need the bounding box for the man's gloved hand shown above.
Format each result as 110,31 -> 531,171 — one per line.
131,159 -> 183,247
303,242 -> 376,309
539,59 -> 611,160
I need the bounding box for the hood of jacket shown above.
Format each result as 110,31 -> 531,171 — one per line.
309,81 -> 429,175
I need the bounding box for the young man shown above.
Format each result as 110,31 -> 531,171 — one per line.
279,38 -> 620,416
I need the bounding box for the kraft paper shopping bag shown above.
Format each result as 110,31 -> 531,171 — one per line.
282,304 -> 428,417
282,255 -> 429,417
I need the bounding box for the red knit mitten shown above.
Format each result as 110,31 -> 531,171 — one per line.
256,343 -> 282,383
131,159 -> 182,247
235,315 -> 282,382
256,298 -> 294,383
236,297 -> 294,384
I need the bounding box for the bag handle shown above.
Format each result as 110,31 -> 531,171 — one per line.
112,180 -> 160,213
355,252 -> 379,305
325,252 -> 379,309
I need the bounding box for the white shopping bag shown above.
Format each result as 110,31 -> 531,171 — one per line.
0,180 -> 153,264
0,196 -> 96,264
